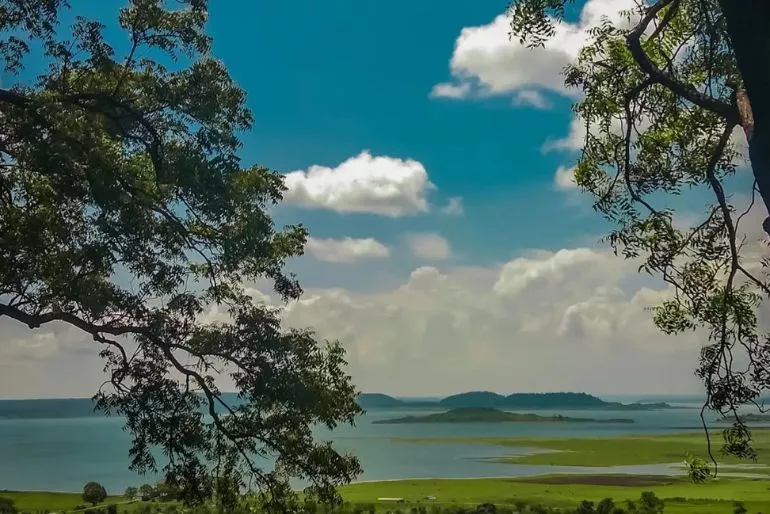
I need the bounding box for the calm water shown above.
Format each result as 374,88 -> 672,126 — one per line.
0,398 -> 735,493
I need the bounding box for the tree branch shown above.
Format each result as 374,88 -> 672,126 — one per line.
626,0 -> 737,121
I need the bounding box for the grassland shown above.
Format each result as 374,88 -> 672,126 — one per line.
340,476 -> 770,514
0,491 -> 132,512
393,430 -> 770,468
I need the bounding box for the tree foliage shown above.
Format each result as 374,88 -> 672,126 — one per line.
0,0 -> 362,508
83,482 -> 108,506
508,0 -> 770,470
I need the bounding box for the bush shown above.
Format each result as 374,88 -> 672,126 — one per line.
0,497 -> 18,514
82,482 -> 108,506
107,504 -> 118,514
684,454 -> 712,484
476,504 -> 497,514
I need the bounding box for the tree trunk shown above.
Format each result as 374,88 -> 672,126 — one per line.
718,0 -> 770,234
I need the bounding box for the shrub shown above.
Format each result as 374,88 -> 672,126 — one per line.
684,454 -> 712,484
107,504 -> 118,514
0,497 -> 18,514
476,504 -> 497,514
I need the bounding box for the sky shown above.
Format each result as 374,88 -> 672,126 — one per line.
0,0 -> 762,399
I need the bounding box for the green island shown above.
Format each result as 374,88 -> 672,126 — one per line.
718,413 -> 770,423
373,407 -> 635,424
357,392 -> 676,411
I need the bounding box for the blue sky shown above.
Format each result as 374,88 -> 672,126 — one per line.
207,1 -> 599,276
1,0 -> 761,397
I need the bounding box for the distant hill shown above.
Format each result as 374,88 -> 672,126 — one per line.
0,398 -> 100,419
435,391 -> 670,410
0,392 -> 246,420
505,392 -> 607,408
356,393 -> 405,408
355,393 -> 441,409
440,391 -> 507,408
373,407 -> 635,424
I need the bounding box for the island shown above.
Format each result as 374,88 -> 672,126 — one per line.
356,391 -> 674,411
718,413 -> 770,423
372,407 -> 635,424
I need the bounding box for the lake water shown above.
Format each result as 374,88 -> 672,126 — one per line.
0,398 -> 745,494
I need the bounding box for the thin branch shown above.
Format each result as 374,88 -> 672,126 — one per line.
626,0 -> 737,121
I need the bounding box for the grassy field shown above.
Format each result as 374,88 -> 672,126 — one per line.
394,430 -> 770,468
0,491 -> 132,512
340,476 -> 770,514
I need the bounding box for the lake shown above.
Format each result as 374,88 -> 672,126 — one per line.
0,397 -> 728,494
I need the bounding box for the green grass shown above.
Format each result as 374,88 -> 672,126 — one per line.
340,476 -> 770,514
393,430 -> 770,468
0,491 -> 131,512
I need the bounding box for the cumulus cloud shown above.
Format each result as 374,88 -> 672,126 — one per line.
305,236 -> 390,263
283,151 -> 435,217
1,245 -> 728,398
431,0 -> 637,104
275,248 -> 706,395
405,233 -> 452,261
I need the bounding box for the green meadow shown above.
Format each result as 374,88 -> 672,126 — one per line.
0,491 -> 133,512
393,430 -> 770,468
340,476 -> 770,514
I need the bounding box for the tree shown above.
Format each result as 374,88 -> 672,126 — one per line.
83,482 -> 108,506
138,484 -> 155,502
0,0 -> 361,508
124,487 -> 138,500
509,0 -> 770,467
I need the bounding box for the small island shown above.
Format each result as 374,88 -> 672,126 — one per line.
372,407 -> 635,424
718,413 -> 770,423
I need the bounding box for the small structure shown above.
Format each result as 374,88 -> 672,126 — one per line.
377,498 -> 405,502
425,496 -> 437,500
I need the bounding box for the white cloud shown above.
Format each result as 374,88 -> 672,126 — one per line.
405,233 -> 452,261
440,196 -> 464,216
430,82 -> 472,99
554,165 -> 578,190
5,243 -> 757,398
305,236 -> 390,263
513,90 -> 552,109
283,151 -> 435,217
432,1 -> 637,104
274,248 -> 707,395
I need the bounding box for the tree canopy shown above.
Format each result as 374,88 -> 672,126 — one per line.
508,0 -> 770,468
0,0 -> 361,508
